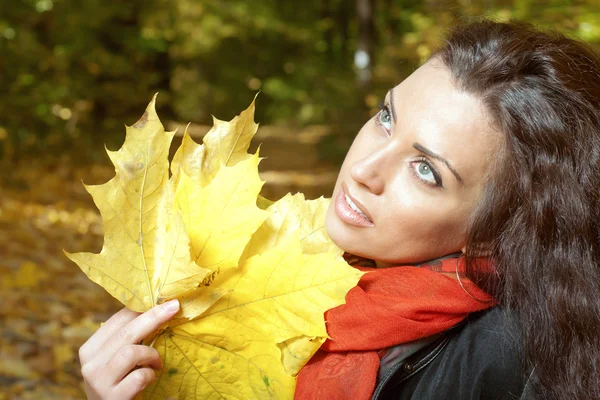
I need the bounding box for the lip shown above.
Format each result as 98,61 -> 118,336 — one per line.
335,183 -> 374,227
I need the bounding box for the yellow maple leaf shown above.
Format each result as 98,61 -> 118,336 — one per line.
171,97 -> 258,185
67,95 -> 364,399
244,192 -> 342,258
147,238 -> 358,399
174,152 -> 270,272
65,97 -> 220,319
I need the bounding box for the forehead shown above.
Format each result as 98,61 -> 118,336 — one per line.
390,60 -> 501,186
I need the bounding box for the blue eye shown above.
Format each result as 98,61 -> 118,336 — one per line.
415,162 -> 436,183
377,102 -> 392,131
410,159 -> 443,187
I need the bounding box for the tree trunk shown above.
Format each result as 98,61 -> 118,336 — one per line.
385,0 -> 398,35
337,0 -> 352,62
321,0 -> 335,61
355,0 -> 375,88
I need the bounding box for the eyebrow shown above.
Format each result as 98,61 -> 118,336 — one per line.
413,143 -> 464,185
387,88 -> 398,123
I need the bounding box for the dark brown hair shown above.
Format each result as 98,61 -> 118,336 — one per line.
435,20 -> 600,398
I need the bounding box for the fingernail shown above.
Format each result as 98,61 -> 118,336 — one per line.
163,299 -> 179,312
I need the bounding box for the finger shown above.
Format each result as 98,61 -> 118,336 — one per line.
107,344 -> 162,384
98,299 -> 179,365
112,368 -> 157,400
79,307 -> 140,364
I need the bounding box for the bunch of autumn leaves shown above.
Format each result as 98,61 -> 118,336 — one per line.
66,96 -> 363,399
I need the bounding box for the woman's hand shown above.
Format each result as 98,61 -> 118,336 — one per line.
79,299 -> 180,400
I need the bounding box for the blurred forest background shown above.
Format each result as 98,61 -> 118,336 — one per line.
2,0 -> 600,399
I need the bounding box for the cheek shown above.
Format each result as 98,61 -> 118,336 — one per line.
381,183 -> 471,249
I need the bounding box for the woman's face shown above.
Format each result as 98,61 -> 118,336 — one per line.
325,59 -> 502,266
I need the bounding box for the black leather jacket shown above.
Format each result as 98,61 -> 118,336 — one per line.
372,307 -> 531,399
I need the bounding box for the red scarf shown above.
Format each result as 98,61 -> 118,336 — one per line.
294,255 -> 495,400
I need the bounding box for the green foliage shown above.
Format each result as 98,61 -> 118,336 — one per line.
1,0 -> 599,158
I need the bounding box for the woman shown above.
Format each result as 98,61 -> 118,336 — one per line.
78,20 -> 600,399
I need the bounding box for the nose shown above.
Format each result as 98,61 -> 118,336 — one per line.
349,148 -> 388,195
